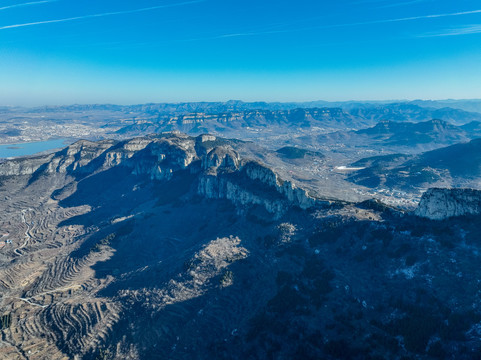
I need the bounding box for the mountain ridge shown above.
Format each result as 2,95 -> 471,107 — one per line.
348,137 -> 481,190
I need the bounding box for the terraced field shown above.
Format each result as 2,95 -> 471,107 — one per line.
0,162 -> 260,359
0,174 -> 116,359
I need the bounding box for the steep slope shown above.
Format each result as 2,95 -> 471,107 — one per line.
415,188 -> 481,220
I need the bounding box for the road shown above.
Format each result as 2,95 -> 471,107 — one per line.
14,209 -> 32,256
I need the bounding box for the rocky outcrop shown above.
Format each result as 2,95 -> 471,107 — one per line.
198,175 -> 288,216
198,148 -> 318,218
0,154 -> 53,176
44,139 -> 117,174
415,188 -> 481,220
1,134 -> 198,181
116,108 -> 353,136
129,135 -> 197,180
201,146 -> 240,172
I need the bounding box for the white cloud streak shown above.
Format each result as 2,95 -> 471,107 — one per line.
422,24 -> 481,37
0,0 -> 204,31
0,0 -> 57,12
378,0 -> 431,8
371,9 -> 481,23
350,0 -> 429,6
202,8 -> 481,40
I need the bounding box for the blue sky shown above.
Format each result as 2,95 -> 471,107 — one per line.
0,0 -> 480,105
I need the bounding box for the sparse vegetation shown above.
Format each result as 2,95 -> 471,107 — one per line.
94,348 -> 114,360
91,233 -> 116,252
0,313 -> 11,329
220,270 -> 234,287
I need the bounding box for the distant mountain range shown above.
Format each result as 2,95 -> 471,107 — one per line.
409,99 -> 481,113
306,119 -> 481,154
8,98 -> 481,114
348,138 -> 481,189
115,108 -> 364,137
347,103 -> 481,125
114,105 -> 481,140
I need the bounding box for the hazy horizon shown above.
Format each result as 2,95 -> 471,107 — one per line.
2,98 -> 481,108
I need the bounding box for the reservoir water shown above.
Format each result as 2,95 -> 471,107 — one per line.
0,139 -> 71,158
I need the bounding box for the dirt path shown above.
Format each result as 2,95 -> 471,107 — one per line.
14,209 -> 32,256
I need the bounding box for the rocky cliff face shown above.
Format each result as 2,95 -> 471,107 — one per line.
0,139 -> 118,177
116,108 -> 353,136
415,187 -> 481,220
0,133 -> 321,216
0,135 -> 198,180
0,154 -> 53,176
197,145 -> 319,218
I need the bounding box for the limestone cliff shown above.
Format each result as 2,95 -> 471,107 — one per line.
0,134 -> 198,181
0,133 -> 322,217
415,187 -> 481,220
0,154 -> 53,176
198,147 -> 319,218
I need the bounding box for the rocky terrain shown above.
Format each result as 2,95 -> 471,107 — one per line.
1,133 -> 481,359
415,188 -> 481,220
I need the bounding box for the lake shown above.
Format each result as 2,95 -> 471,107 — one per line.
0,139 -> 71,158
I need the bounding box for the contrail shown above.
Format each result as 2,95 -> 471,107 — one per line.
372,9 -> 481,23
0,0 -> 57,12
379,0 -> 431,8
100,7 -> 481,45
0,0 -> 205,30
350,0 -> 429,6
422,24 -> 481,37
200,8 -> 481,40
